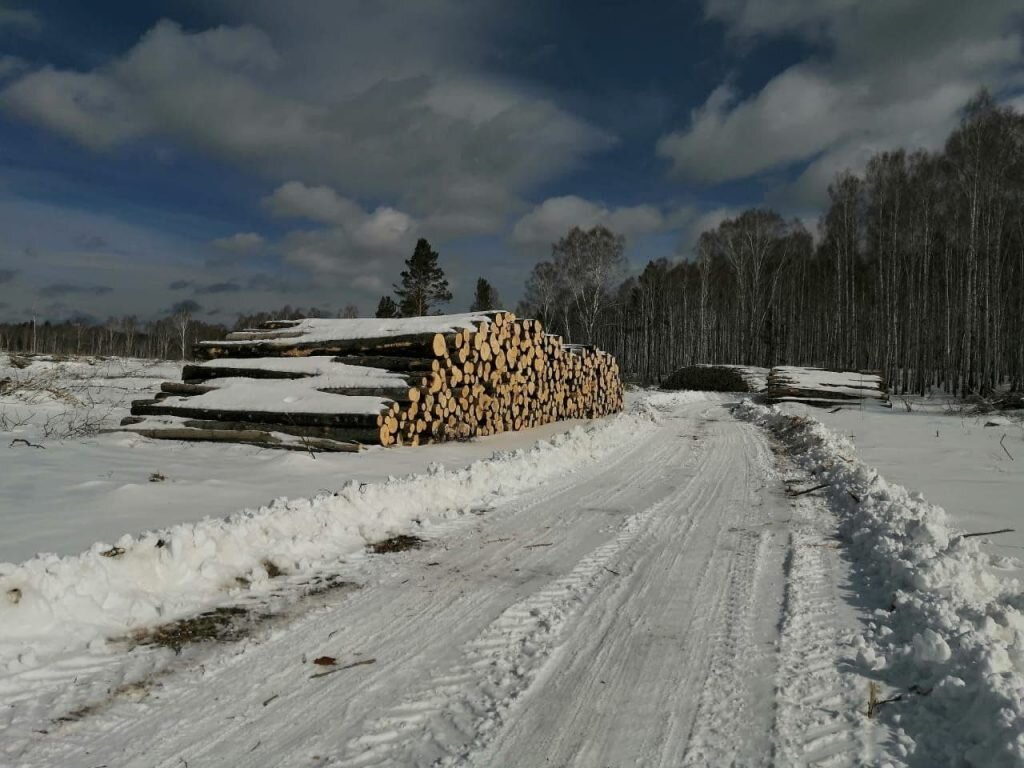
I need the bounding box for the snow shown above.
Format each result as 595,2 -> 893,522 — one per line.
198,355 -> 370,375
3,360 -> 1021,765
0,355 -> 607,564
153,377 -> 397,415
780,400 -> 1024,556
209,312 -> 501,348
770,366 -> 887,401
737,399 -> 1024,766
0,394 -> 673,745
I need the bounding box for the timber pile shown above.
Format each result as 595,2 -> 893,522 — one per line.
765,366 -> 887,407
120,312 -> 623,451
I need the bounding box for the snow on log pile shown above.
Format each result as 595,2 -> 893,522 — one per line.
766,366 -> 887,407
120,311 -> 624,450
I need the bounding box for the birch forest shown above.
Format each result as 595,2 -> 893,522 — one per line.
521,91 -> 1024,395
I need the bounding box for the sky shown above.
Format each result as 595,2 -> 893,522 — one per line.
0,0 -> 1022,325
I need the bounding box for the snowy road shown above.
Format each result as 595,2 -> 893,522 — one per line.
8,396 -> 873,767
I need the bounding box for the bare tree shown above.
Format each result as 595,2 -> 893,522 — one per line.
552,225 -> 625,344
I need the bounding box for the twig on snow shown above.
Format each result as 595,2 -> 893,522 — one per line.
787,482 -> 830,497
1000,433 -> 1014,461
309,658 -> 376,679
962,528 -> 1015,539
524,542 -> 553,549
9,437 -> 45,449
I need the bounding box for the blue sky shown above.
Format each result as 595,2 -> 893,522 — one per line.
0,0 -> 1022,324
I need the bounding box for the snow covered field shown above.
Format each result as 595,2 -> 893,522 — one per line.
781,399 -> 1024,558
1,360 -> 1022,766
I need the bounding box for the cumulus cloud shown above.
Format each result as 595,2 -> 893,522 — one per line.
512,195 -> 694,248
212,232 -> 265,252
659,0 -> 1024,204
265,181 -> 417,283
0,15 -> 611,235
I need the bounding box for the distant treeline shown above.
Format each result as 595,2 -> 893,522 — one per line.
519,90 -> 1024,395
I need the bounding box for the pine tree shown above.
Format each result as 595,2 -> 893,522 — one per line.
470,277 -> 500,312
375,295 -> 400,319
394,238 -> 452,316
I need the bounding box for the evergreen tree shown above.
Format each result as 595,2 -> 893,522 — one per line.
394,238 -> 452,316
375,295 -> 400,319
470,277 -> 500,312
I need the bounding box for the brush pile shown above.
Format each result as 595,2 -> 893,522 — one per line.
120,312 -> 623,451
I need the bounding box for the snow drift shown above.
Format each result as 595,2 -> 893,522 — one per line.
736,400 -> 1024,766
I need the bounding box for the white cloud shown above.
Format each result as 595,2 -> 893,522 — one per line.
266,181 -> 417,285
659,0 -> 1024,205
211,232 -> 265,253
0,15 -> 611,236
512,195 -> 695,248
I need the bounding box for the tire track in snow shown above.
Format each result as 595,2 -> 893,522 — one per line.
477,411 -> 790,768
328,419 -> 703,767
771,501 -> 877,767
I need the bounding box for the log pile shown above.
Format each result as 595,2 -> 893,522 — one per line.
120,312 -> 623,450
765,366 -> 887,407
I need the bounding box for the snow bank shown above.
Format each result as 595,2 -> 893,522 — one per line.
736,400 -> 1024,766
0,397 -> 667,679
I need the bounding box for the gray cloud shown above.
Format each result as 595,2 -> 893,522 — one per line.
0,55 -> 27,79
0,16 -> 611,235
168,280 -> 192,290
659,0 -> 1024,204
212,232 -> 265,253
0,7 -> 40,34
0,268 -> 16,284
195,281 -> 240,294
38,282 -> 113,297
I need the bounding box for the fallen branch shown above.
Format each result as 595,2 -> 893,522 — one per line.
309,658 -> 376,679
1000,433 -> 1014,461
787,482 -> 830,497
9,438 -> 45,449
524,542 -> 553,549
962,528 -> 1015,539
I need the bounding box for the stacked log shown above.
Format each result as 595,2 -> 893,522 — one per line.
121,312 -> 623,450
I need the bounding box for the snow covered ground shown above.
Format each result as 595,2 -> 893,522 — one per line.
0,354 -> 592,563
2,360 -> 1022,766
780,399 -> 1024,558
